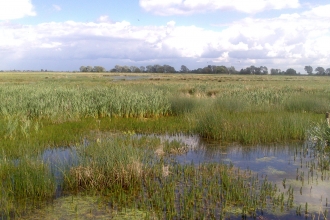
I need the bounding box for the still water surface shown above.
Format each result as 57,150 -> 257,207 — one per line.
42,134 -> 330,219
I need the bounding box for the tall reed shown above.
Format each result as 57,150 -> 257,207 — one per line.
63,135 -> 148,192
0,157 -> 55,217
0,84 -> 171,121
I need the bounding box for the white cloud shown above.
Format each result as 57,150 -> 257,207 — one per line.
139,0 -> 300,15
302,4 -> 330,18
40,42 -> 62,49
97,15 -> 111,23
0,0 -> 36,20
52,4 -> 62,11
1,4 -> 330,72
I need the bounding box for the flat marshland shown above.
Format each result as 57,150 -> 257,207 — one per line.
0,72 -> 330,219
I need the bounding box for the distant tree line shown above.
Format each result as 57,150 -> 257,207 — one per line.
78,64 -> 330,76
80,66 -> 105,72
304,66 -> 330,75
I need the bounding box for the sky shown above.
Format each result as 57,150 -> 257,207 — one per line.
0,0 -> 330,73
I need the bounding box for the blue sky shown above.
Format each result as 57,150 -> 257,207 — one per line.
1,0 -> 330,73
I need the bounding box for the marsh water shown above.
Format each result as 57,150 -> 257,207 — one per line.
177,140 -> 330,218
41,134 -> 330,219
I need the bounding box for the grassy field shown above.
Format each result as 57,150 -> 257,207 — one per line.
0,72 -> 329,218
1,72 -> 328,146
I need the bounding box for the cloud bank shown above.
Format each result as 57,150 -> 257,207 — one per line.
1,4 -> 330,72
139,0 -> 300,15
0,0 -> 36,20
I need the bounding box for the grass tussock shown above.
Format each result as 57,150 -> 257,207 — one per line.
194,108 -> 316,145
283,95 -> 330,113
169,96 -> 200,115
58,134 -> 287,219
63,135 -> 147,192
0,157 -> 55,217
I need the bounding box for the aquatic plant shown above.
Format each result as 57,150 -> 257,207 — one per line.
194,109 -> 314,144
63,135 -> 147,192
0,157 -> 55,218
0,84 -> 171,121
1,73 -> 330,218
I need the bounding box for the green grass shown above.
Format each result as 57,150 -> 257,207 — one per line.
58,135 -> 286,219
0,157 -> 55,217
193,104 -> 320,144
283,94 -> 330,113
0,84 -> 170,120
63,135 -> 147,192
1,72 -> 330,218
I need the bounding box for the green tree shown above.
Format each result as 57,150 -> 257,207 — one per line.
227,66 -> 236,74
130,66 -> 139,72
315,67 -> 325,75
254,67 -> 262,75
304,66 -> 313,75
250,65 -> 256,74
146,65 -> 154,73
122,66 -> 131,72
210,65 -> 217,73
80,66 -> 87,72
93,66 -> 105,72
84,66 -> 93,72
285,68 -> 297,75
115,65 -> 123,72
239,67 -> 251,74
180,65 -> 189,73
326,68 -> 330,75
270,68 -> 281,75
260,66 -> 268,74
134,68 -> 141,73
164,65 -> 176,73
155,64 -> 164,73
202,66 -> 212,73
215,66 -> 228,74
192,68 -> 203,73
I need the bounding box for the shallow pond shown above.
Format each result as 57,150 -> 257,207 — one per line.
177,140 -> 330,218
40,134 -> 330,219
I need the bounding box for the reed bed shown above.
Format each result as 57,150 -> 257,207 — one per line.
1,73 -> 330,218
178,88 -> 325,144
2,134 -> 326,219
63,135 -> 147,192
0,74 -> 328,145
307,120 -> 330,172
0,84 -> 170,121
0,157 -> 55,218
194,109 -> 317,144
60,135 -> 287,219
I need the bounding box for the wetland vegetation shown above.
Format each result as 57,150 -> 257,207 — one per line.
0,72 -> 330,219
